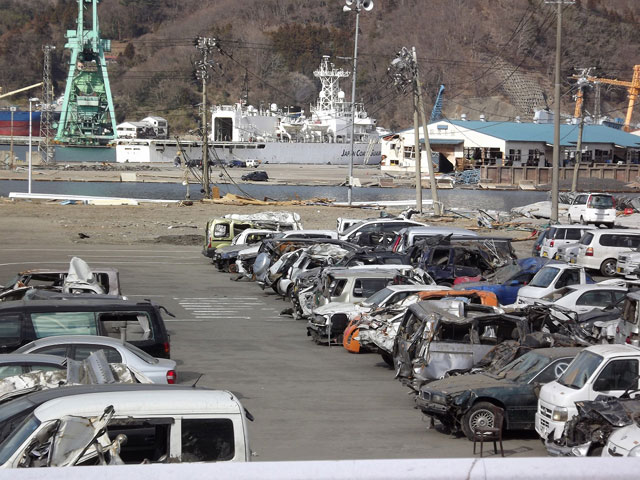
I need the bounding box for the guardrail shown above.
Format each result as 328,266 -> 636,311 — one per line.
6,457 -> 639,480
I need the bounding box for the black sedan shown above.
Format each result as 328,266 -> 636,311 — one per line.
416,347 -> 582,440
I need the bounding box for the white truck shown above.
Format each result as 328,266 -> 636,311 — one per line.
535,344 -> 640,443
516,263 -> 591,305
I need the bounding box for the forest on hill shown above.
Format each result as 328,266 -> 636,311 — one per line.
0,0 -> 639,132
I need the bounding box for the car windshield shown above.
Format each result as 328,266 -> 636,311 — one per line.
493,264 -> 522,284
0,413 -> 41,465
557,350 -> 603,390
494,351 -> 551,383
589,195 -> 614,209
125,342 -> 158,364
362,287 -> 394,307
529,267 -> 560,288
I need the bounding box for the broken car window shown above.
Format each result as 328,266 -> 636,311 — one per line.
0,414 -> 42,465
99,312 -> 152,342
181,418 -> 234,462
31,312 -> 97,338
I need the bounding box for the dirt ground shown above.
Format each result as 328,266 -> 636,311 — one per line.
0,198 -> 538,258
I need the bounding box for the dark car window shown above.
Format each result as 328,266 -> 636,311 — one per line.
576,290 -> 614,307
353,278 -> 390,298
32,345 -> 69,358
73,345 -> 122,363
565,229 -> 583,240
0,314 -> 22,347
182,418 -> 234,462
580,232 -> 594,246
555,269 -> 580,288
594,359 -> 639,392
431,248 -> 451,266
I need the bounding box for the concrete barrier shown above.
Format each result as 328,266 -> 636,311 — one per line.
480,164 -> 640,187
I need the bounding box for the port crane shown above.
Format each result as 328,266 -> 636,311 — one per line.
55,0 -> 117,145
573,65 -> 640,132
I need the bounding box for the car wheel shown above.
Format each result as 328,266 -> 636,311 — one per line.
600,258 -> 617,277
381,352 -> 394,368
461,402 -> 503,441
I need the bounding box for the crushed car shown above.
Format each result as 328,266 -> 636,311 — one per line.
415,347 -> 581,439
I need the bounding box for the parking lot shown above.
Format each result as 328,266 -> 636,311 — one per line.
0,241 -> 548,460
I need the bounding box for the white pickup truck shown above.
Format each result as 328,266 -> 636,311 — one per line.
516,263 -> 592,305
536,344 -> 640,444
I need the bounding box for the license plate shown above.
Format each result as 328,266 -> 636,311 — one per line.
570,258 -> 576,264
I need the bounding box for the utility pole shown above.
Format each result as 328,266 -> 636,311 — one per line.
570,68 -> 593,192
9,106 -> 15,169
194,36 -> 220,198
546,0 -> 574,223
39,44 -> 56,164
387,47 -> 440,215
414,47 -> 440,216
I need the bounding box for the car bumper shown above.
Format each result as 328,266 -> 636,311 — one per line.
544,440 -> 592,457
535,412 -> 565,441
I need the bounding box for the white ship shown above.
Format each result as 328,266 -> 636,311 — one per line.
208,56 -> 382,165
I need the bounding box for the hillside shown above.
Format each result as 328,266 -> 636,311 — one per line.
0,0 -> 639,132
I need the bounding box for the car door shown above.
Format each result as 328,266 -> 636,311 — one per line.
589,358 -> 640,400
569,195 -> 587,219
507,358 -> 573,429
574,290 -> 620,314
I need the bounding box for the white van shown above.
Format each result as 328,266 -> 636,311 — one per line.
574,229 -> 640,276
567,193 -> 616,228
0,388 -> 251,467
535,344 -> 640,442
540,224 -> 596,259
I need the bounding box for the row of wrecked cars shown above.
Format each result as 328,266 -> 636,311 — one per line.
0,258 -> 253,467
206,210 -> 640,458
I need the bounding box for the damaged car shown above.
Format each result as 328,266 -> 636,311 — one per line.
0,388 -> 252,467
393,296 -> 534,390
416,347 -> 580,440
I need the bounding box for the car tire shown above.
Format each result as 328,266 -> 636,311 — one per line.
600,258 -> 617,277
381,352 -> 394,368
461,402 -> 503,441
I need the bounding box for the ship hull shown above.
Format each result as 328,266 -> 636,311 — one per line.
210,141 -> 381,165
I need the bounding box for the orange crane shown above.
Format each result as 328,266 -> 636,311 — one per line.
573,65 -> 640,132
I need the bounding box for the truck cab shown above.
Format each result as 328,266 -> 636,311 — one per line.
536,344 -> 640,442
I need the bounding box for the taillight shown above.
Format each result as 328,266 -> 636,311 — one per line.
163,342 -> 170,356
392,236 -> 401,252
586,247 -> 593,256
626,336 -> 631,345
536,244 -> 541,251
550,240 -> 555,247
166,370 -> 177,384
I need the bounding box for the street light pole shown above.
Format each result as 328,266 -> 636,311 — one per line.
343,0 -> 373,206
28,98 -> 39,194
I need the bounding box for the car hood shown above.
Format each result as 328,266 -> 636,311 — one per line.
421,372 -> 513,397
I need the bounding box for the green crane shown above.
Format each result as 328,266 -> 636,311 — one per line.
55,0 -> 117,145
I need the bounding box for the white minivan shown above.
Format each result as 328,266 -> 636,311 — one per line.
574,229 -> 640,276
567,193 -> 616,228
540,224 -> 596,259
0,388 -> 252,467
536,344 -> 640,442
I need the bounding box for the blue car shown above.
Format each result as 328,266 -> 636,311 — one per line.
460,257 -> 560,305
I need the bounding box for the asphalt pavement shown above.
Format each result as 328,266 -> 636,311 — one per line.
0,243 -> 547,460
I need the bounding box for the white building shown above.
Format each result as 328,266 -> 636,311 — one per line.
381,119 -> 640,173
115,121 -> 148,139
142,116 -> 168,139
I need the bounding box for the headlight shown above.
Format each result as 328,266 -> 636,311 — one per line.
629,445 -> 640,457
552,407 -> 568,422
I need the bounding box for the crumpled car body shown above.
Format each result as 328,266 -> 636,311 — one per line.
393,293 -> 527,390
545,395 -> 640,457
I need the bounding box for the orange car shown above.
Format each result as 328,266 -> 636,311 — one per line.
342,289 -> 499,353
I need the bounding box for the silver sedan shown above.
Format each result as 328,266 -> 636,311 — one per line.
14,335 -> 177,384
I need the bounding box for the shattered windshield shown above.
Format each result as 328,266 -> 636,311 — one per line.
529,267 -> 560,288
558,350 -> 603,390
0,414 -> 41,465
492,264 -> 522,284
494,351 -> 551,383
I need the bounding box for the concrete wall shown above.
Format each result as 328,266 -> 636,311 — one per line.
481,164 -> 640,186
